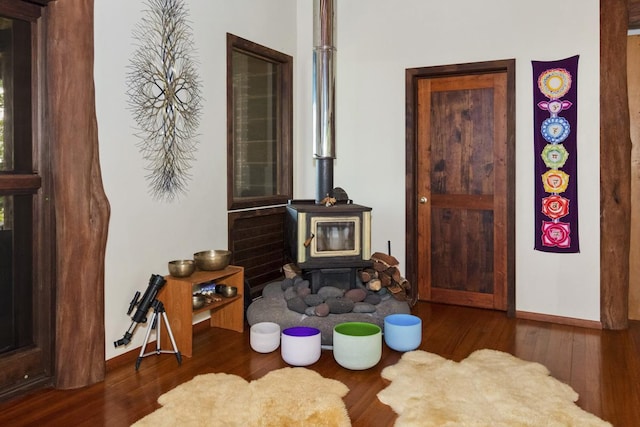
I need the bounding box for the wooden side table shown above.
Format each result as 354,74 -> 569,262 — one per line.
157,266 -> 244,357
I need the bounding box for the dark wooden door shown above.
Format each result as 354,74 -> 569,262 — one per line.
416,71 -> 509,310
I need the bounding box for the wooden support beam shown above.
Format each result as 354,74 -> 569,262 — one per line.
47,0 -> 111,388
600,0 -> 631,329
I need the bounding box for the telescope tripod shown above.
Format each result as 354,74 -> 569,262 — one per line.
136,299 -> 182,370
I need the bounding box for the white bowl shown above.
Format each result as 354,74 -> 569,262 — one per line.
333,322 -> 382,370
281,326 -> 321,366
384,314 -> 422,352
250,322 -> 281,353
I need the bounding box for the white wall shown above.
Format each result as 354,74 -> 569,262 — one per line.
294,0 -> 601,322
96,0 -> 600,361
95,0 -> 298,360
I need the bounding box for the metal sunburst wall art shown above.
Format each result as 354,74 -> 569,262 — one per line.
126,0 -> 203,201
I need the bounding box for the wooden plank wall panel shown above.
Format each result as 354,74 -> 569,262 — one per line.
630,0 -> 640,28
228,207 -> 286,298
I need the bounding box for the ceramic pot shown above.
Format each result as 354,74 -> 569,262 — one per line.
281,326 -> 321,366
250,322 -> 281,353
384,313 -> 422,352
333,322 -> 382,370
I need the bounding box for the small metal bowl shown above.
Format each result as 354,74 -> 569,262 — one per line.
193,250 -> 231,271
168,259 -> 196,277
192,294 -> 206,310
220,285 -> 238,298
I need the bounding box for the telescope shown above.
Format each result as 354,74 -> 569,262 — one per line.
114,273 -> 182,370
114,274 -> 167,348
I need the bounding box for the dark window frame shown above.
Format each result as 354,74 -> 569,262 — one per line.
0,0 -> 55,401
226,33 -> 293,211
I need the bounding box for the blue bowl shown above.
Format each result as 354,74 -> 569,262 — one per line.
384,314 -> 422,352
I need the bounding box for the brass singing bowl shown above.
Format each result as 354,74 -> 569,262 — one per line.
168,259 -> 196,277
192,294 -> 206,309
193,250 -> 231,271
221,286 -> 238,298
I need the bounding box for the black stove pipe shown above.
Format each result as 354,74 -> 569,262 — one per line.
316,159 -> 334,202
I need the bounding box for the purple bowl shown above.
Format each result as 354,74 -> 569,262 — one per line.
282,326 -> 321,337
281,326 -> 321,366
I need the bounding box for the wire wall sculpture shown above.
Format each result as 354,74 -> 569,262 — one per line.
126,0 -> 203,201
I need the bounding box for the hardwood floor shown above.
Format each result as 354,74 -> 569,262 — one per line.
0,302 -> 639,426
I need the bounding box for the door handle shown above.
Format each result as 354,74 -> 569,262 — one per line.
419,196 -> 428,204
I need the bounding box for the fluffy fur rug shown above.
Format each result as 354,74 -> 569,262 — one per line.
377,349 -> 611,427
132,367 -> 351,427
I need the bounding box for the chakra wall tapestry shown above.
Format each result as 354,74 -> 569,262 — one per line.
532,55 -> 579,253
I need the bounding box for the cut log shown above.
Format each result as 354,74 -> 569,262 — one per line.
378,271 -> 392,287
372,261 -> 388,272
371,252 -> 399,268
387,266 -> 402,283
367,278 -> 382,291
385,278 -> 407,300
358,268 -> 378,283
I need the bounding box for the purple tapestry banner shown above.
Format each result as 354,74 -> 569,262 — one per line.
532,55 -> 580,253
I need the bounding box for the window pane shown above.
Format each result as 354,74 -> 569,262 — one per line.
232,50 -> 278,198
0,195 -> 33,354
0,15 -> 35,356
227,33 -> 292,210
0,17 -> 13,171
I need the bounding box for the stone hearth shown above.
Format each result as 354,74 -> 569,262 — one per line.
246,279 -> 411,346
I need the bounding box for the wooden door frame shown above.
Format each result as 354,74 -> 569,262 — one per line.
405,59 -> 516,317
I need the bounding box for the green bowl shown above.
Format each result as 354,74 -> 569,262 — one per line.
333,322 -> 382,370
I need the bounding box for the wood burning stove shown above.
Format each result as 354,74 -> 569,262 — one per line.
284,1 -> 374,292
285,199 -> 372,292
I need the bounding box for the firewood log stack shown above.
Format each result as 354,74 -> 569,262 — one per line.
359,252 -> 411,301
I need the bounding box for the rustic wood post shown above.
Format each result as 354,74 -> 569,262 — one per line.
47,0 -> 111,388
600,0 -> 631,329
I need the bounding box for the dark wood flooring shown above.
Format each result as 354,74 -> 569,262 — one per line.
0,302 -> 639,426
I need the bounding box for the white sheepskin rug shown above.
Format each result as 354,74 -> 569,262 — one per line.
377,349 -> 611,427
132,367 -> 351,427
